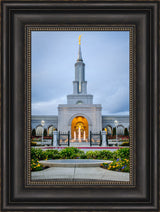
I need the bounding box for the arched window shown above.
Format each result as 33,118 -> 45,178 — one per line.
36,126 -> 43,136
105,126 -> 112,135
76,101 -> 83,104
117,125 -> 125,135
48,126 -> 55,136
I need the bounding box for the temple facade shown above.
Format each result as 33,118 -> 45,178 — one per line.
58,40 -> 102,140
31,36 -> 129,139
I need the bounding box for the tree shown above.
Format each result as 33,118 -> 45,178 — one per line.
43,128 -> 47,137
32,129 -> 36,137
113,127 -> 116,136
124,128 -> 129,136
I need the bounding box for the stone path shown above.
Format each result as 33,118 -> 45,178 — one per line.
31,167 -> 129,181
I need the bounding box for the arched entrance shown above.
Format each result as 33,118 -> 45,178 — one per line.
71,116 -> 88,141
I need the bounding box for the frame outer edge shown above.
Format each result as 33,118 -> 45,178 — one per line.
0,1 -> 159,211
2,2 -> 9,210
153,2 -> 159,210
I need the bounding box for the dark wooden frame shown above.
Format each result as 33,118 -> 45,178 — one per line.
1,1 -> 159,211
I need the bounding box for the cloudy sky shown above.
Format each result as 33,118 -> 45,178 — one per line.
31,31 -> 129,115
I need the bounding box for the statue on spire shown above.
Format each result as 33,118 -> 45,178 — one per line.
77,35 -> 83,61
78,35 -> 82,45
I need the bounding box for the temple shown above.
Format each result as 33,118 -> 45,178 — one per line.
31,36 -> 129,140
58,35 -> 102,141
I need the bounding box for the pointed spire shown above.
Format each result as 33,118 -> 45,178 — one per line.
77,35 -> 83,61
77,44 -> 83,61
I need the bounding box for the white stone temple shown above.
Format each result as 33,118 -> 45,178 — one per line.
58,37 -> 102,140
31,36 -> 129,139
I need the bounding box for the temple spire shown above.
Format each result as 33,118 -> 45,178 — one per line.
77,35 -> 83,61
74,35 -> 86,94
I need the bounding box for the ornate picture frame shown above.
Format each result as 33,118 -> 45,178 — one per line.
1,0 -> 159,211
28,26 -> 134,185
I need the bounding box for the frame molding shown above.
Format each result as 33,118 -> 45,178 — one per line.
1,1 -> 159,211
25,25 -> 135,186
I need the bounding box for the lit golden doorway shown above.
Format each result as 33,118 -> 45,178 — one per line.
71,116 -> 88,140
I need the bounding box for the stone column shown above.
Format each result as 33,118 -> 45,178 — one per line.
53,131 -> 58,147
101,131 -> 107,147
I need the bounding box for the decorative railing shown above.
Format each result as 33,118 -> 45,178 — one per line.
90,131 -> 102,146
58,131 -> 70,146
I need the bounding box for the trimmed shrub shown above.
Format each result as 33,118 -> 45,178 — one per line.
97,150 -> 113,160
45,149 -> 61,159
30,147 -> 130,163
31,148 -> 46,160
60,147 -> 83,159
112,151 -> 118,160
80,153 -> 87,159
117,148 -> 130,160
86,151 -> 99,159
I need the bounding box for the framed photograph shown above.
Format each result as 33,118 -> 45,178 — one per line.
30,28 -> 132,184
1,0 -> 159,211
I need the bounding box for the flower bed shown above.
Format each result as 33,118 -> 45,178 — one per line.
31,159 -> 43,171
31,136 -> 52,139
108,135 -> 129,140
119,141 -> 129,146
101,158 -> 129,172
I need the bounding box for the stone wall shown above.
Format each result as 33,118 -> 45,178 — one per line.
102,115 -> 129,129
67,94 -> 93,105
31,115 -> 58,129
58,104 -> 102,133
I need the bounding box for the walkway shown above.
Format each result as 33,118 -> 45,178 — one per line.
31,167 -> 129,181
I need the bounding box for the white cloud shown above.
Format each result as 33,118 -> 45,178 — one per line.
31,31 -> 129,115
93,85 -> 129,114
32,96 -> 66,115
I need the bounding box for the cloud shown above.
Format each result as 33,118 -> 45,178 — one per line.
32,96 -> 66,115
31,31 -> 129,115
93,85 -> 129,115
